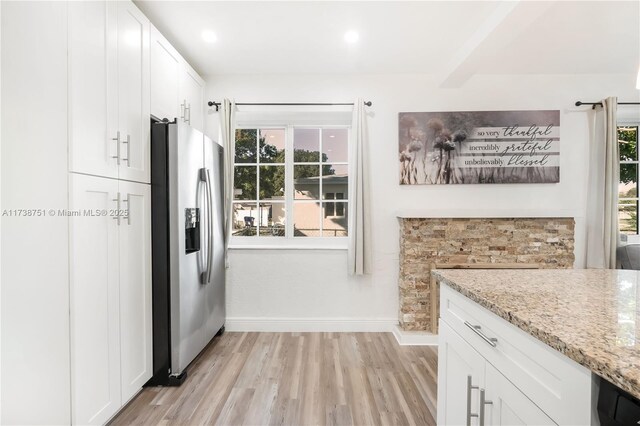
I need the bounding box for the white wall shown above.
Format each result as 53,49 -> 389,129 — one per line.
1,2 -> 71,424
203,73 -> 639,331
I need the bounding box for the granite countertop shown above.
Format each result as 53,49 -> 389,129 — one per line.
432,269 -> 640,400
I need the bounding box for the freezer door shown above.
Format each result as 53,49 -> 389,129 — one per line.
167,122 -> 207,375
202,136 -> 226,343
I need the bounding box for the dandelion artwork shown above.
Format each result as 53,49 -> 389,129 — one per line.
399,110 -> 560,185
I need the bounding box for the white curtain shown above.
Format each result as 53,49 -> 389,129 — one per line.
219,99 -> 236,268
348,98 -> 372,275
585,96 -> 619,269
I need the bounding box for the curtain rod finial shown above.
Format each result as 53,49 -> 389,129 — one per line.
575,101 -> 583,107
207,101 -> 220,111
364,101 -> 372,107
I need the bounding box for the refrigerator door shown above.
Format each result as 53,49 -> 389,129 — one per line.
203,136 -> 226,342
168,122 -> 207,375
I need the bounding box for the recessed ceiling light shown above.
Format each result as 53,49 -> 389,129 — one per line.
329,134 -> 336,138
270,135 -> 275,138
201,30 -> 217,43
344,30 -> 359,44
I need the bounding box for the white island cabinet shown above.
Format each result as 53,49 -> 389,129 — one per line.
437,284 -> 595,426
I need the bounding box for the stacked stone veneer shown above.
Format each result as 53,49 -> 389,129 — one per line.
399,217 -> 575,332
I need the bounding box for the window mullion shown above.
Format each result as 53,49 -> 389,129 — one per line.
319,127 -> 324,236
285,125 -> 294,239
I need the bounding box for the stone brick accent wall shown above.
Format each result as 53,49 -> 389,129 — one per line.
399,217 -> 575,332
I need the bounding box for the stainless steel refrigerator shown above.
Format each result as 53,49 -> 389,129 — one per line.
148,120 -> 225,386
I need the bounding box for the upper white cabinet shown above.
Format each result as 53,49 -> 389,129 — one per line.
68,0 -> 150,184
150,24 -> 205,131
150,25 -> 181,122
179,62 -> 205,131
116,1 -> 151,183
68,1 -> 118,180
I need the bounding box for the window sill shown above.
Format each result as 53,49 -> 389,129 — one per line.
229,245 -> 347,251
229,237 -> 348,251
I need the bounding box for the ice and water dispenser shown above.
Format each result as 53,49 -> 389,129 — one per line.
185,208 -> 200,254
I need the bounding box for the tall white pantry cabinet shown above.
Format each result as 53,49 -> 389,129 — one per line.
0,0 -> 209,424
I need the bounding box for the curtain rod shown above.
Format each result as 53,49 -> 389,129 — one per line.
206,100 -> 372,112
575,101 -> 640,109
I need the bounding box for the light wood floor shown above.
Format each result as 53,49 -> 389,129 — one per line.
111,332 -> 438,426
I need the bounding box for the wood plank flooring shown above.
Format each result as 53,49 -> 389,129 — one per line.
111,332 -> 438,426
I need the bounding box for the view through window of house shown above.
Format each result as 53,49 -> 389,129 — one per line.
619,125 -> 639,235
233,127 -> 349,239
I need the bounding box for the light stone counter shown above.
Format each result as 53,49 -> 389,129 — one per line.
432,268 -> 640,400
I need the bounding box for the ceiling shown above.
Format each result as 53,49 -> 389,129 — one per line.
135,1 -> 640,79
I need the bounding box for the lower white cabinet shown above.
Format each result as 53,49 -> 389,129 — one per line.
437,284 -> 595,426
69,174 -> 152,425
438,321 -> 554,426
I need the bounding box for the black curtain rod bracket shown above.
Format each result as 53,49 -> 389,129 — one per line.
206,100 -> 372,112
575,100 -> 640,110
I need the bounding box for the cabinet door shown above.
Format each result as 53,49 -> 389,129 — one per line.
484,364 -> 556,426
437,320 -> 486,426
150,25 -> 181,121
117,1 -> 150,183
179,62 -> 205,131
69,174 -> 121,425
118,180 -> 153,402
68,0 -> 118,179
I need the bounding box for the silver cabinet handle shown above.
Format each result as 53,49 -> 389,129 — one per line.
121,193 -> 131,225
111,131 -> 121,165
180,100 -> 186,121
464,321 -> 498,347
479,389 -> 492,426
121,134 -> 130,166
185,103 -> 191,124
112,192 -> 121,225
467,375 -> 479,426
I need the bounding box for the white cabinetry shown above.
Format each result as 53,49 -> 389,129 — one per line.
179,62 -> 205,131
69,174 -> 121,426
150,25 -> 181,122
118,180 -> 153,402
68,0 -> 150,184
150,24 -> 205,131
69,174 -> 152,425
437,284 -> 595,426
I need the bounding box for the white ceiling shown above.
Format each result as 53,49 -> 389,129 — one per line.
135,0 -> 640,79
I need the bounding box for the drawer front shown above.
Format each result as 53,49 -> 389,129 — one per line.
440,284 -> 593,425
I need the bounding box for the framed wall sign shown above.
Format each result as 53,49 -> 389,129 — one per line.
398,110 -> 560,184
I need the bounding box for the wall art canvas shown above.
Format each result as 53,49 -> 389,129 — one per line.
398,110 -> 560,184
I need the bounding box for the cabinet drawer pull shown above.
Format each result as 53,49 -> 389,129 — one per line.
466,375 -> 479,426
479,389 -> 492,426
464,321 -> 498,347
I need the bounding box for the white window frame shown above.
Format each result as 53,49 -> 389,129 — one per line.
618,121 -> 640,243
230,123 -> 351,250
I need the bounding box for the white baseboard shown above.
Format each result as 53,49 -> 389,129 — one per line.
224,317 -> 397,332
392,324 -> 439,346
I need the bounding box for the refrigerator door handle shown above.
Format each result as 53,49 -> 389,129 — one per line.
205,168 -> 214,285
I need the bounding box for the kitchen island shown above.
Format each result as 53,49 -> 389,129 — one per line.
433,268 -> 640,425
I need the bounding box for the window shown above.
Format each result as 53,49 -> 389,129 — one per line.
232,126 -> 349,245
619,124 -> 639,238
